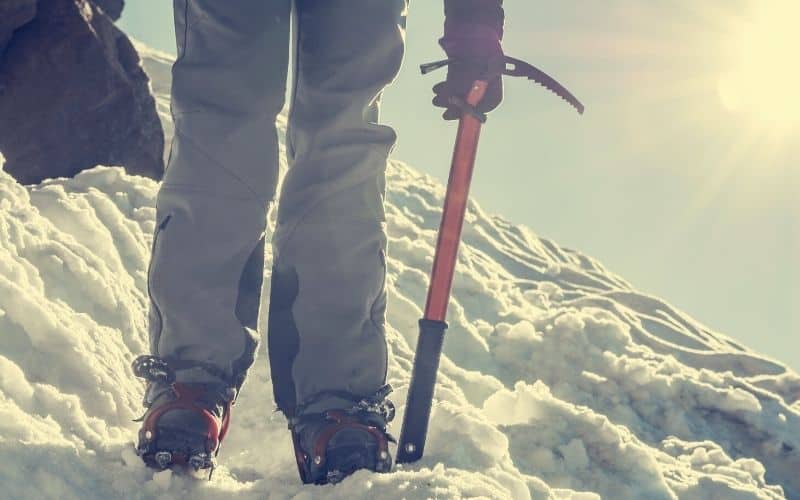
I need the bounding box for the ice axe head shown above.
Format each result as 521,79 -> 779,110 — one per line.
421,55 -> 585,117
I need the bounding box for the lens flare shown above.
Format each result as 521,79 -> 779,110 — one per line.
718,0 -> 800,133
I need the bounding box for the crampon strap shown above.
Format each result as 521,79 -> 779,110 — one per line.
290,384 -> 396,426
132,354 -> 233,388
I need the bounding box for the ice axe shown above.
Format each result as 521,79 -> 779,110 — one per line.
396,55 -> 584,464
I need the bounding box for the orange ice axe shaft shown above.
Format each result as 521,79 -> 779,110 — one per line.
396,81 -> 488,463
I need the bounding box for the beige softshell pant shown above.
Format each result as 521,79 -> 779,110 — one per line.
148,0 -> 407,417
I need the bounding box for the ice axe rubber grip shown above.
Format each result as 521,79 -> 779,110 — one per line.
395,319 -> 447,463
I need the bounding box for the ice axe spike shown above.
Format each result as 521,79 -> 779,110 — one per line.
397,57 -> 583,465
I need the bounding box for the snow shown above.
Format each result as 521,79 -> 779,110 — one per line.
0,42 -> 798,499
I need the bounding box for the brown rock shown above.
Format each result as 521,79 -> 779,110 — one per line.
0,0 -> 164,184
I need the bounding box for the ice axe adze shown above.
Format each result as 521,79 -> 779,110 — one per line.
396,55 -> 584,464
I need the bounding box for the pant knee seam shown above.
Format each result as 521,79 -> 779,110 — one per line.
172,128 -> 272,202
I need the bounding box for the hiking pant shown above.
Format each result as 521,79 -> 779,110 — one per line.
147,0 -> 407,417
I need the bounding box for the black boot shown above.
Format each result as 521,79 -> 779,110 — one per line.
289,385 -> 396,485
132,355 -> 237,477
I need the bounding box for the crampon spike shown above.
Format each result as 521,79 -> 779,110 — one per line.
154,451 -> 173,469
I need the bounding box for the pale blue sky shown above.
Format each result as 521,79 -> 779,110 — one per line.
120,1 -> 798,371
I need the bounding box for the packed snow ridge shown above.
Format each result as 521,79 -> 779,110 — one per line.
0,42 -> 798,500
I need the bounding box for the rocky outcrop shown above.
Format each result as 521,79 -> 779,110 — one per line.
0,0 -> 164,184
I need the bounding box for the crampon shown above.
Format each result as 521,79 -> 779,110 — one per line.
290,385 -> 396,485
132,355 -> 236,479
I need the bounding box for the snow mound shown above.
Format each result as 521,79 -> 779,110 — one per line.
0,44 -> 798,499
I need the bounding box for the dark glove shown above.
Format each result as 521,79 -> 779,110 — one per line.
433,0 -> 505,120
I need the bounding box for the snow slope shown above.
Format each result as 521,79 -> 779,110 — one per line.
0,42 -> 798,500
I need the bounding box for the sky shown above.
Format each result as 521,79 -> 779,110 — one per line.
119,0 -> 799,371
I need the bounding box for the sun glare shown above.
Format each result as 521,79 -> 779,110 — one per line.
718,0 -> 800,133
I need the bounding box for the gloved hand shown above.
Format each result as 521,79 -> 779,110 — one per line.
433,0 -> 505,120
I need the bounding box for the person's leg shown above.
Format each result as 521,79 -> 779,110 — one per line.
268,0 -> 408,418
148,0 -> 291,390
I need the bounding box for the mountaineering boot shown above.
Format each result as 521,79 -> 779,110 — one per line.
132,355 -> 237,477
289,385 -> 396,484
